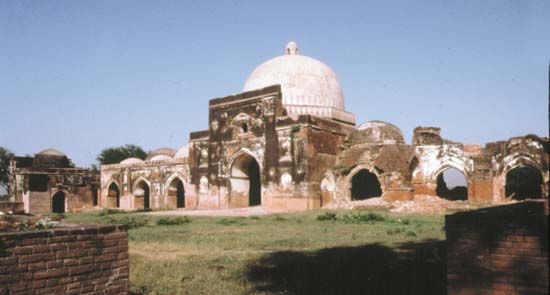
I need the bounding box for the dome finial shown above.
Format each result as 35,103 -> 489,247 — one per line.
285,41 -> 299,55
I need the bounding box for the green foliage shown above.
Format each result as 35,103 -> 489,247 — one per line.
96,144 -> 148,165
107,216 -> 149,229
0,147 -> 14,194
316,212 -> 338,221
156,217 -> 191,226
342,212 -> 386,224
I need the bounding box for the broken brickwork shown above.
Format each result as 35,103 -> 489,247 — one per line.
0,225 -> 129,295
446,200 -> 548,294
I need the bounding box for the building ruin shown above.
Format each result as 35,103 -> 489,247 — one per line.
8,42 -> 549,213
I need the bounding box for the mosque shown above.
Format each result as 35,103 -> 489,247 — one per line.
8,42 -> 549,213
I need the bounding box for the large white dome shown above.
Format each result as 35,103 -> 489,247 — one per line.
243,42 -> 355,124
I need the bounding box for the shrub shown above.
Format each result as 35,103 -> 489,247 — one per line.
316,212 -> 338,221
108,216 -> 149,229
342,212 -> 386,224
156,217 -> 191,226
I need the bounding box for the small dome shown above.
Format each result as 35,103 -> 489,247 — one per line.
348,121 -> 405,146
120,157 -> 144,165
34,148 -> 71,167
243,42 -> 355,124
174,144 -> 189,159
149,154 -> 173,162
147,147 -> 176,160
36,148 -> 66,157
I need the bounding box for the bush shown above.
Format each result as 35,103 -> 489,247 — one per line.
316,212 -> 338,221
342,212 -> 386,224
156,217 -> 191,226
108,216 -> 149,229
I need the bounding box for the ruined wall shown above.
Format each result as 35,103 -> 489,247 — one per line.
446,201 -> 548,295
10,161 -> 100,214
101,158 -> 191,210
0,225 -> 129,295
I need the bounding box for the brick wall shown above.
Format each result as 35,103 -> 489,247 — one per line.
0,225 -> 129,294
446,200 -> 548,295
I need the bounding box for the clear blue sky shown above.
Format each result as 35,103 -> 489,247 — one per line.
1,0 -> 549,167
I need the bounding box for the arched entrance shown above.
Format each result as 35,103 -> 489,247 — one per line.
92,186 -> 98,206
134,181 -> 150,209
52,191 -> 65,213
435,168 -> 468,201
351,169 -> 382,200
505,165 -> 543,200
107,183 -> 120,208
167,178 -> 185,209
229,153 -> 261,207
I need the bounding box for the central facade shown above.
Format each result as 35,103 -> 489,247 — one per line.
188,42 -> 356,210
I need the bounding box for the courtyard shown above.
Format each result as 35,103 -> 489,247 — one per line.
55,208 -> 446,294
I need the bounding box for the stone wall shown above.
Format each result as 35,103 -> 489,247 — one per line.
0,225 -> 129,294
446,200 -> 548,295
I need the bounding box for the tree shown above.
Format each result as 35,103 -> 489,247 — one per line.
0,147 -> 14,196
96,144 -> 148,165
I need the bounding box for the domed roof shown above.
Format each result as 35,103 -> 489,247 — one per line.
348,121 -> 405,146
120,157 -> 144,165
34,148 -> 72,168
243,42 -> 355,124
146,147 -> 176,160
36,148 -> 66,157
174,144 -> 189,159
149,154 -> 173,162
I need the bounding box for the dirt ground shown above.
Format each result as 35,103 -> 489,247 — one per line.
144,194 -> 512,217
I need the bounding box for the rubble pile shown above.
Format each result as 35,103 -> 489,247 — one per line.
346,194 -> 506,214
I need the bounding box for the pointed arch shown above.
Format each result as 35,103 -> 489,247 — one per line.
346,165 -> 383,201
132,177 -> 151,209
320,170 -> 336,207
165,173 -> 186,209
51,190 -> 67,213
227,149 -> 262,208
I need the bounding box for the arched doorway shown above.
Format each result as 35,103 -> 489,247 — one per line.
52,191 -> 65,213
92,186 -> 98,206
134,181 -> 150,209
436,168 -> 468,201
230,153 -> 261,207
107,183 -> 120,208
351,169 -> 382,200
505,165 -> 543,200
167,178 -> 185,209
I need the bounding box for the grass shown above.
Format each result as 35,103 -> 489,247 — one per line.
58,209 -> 446,294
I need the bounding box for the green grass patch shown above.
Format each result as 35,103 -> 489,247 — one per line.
156,216 -> 191,226
56,209 -> 445,294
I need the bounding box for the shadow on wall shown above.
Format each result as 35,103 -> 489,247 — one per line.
245,240 -> 446,295
446,201 -> 549,294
